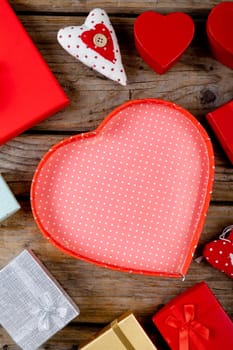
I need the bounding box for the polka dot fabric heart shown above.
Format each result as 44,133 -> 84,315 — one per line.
203,226 -> 233,278
31,99 -> 214,277
57,8 -> 127,86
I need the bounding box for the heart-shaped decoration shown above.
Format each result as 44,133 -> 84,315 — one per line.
134,11 -> 195,74
203,226 -> 233,278
31,99 -> 214,277
57,8 -> 127,85
207,2 -> 233,69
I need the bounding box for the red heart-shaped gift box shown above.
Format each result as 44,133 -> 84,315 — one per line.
207,2 -> 233,69
134,11 -> 194,74
31,99 -> 214,277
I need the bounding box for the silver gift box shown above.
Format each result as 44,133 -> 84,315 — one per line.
0,249 -> 80,350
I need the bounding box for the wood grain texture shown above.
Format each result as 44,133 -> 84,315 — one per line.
1,135 -> 233,202
0,202 -> 232,347
10,0 -> 222,15
0,202 -> 232,318
14,15 -> 233,132
0,2 -> 233,350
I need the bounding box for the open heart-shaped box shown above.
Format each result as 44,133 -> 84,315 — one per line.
31,99 -> 214,277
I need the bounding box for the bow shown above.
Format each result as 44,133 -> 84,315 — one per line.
31,292 -> 67,331
165,304 -> 209,350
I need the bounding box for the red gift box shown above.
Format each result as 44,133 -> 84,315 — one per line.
0,0 -> 69,145
153,282 -> 233,350
206,100 -> 233,165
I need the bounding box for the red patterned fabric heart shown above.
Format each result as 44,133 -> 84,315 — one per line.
57,8 -> 127,85
203,226 -> 233,278
80,23 -> 115,62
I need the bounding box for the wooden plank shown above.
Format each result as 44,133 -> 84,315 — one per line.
0,324 -> 94,350
0,323 -> 165,350
1,135 -> 233,201
10,0 -> 221,15
0,202 -> 232,347
0,202 -> 232,323
1,7 -> 232,350
11,15 -> 232,133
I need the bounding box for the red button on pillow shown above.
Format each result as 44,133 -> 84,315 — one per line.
31,99 -> 214,277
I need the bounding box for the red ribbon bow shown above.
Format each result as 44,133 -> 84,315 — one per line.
165,304 -> 209,350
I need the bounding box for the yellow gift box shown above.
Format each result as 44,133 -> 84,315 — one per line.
79,312 -> 157,350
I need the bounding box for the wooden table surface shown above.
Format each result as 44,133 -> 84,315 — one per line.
1,1 -> 233,349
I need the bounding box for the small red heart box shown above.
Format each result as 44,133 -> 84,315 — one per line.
203,226 -> 233,278
31,99 -> 214,277
134,11 -> 194,74
207,2 -> 233,69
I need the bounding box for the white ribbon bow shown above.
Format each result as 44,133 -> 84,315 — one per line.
31,292 -> 67,331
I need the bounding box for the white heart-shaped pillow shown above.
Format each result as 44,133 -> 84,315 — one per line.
57,8 -> 127,86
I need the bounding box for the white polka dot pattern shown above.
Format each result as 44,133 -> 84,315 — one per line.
31,100 -> 214,276
203,228 -> 233,278
57,8 -> 127,86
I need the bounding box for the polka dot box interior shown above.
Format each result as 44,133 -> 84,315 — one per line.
31,99 -> 214,277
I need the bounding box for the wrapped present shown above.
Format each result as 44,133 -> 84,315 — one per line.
0,250 -> 80,350
206,100 -> 233,165
153,282 -> 233,350
79,312 -> 157,349
0,174 -> 20,222
0,0 -> 69,145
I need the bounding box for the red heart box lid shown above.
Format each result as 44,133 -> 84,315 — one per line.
207,2 -> 233,55
206,2 -> 233,69
134,11 -> 194,74
31,99 -> 214,277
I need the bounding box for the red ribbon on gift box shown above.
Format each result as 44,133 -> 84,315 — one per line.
165,304 -> 209,350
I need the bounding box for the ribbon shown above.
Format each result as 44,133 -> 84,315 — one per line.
111,319 -> 136,350
165,304 -> 209,350
30,292 -> 67,331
